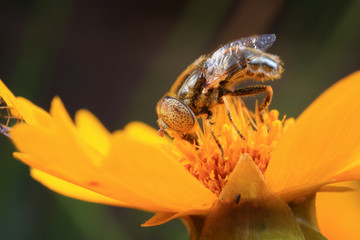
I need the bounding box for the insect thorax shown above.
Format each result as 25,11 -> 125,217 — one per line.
174,66 -> 220,116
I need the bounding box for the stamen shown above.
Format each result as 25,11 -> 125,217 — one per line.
169,98 -> 295,196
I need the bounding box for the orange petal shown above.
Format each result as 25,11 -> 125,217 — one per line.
142,208 -> 209,227
48,98 -> 102,167
317,181 -> 360,240
325,158 -> 360,183
143,212 -> 179,226
0,80 -> 51,125
266,71 -> 360,193
15,97 -> 52,127
104,130 -> 216,212
11,98 -> 216,213
75,109 -> 111,156
12,123 -> 214,212
50,97 -> 77,131
0,79 -> 17,108
12,123 -> 170,212
123,121 -> 170,146
30,166 -> 128,207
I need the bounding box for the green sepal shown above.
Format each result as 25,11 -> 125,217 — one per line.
199,154 -> 305,240
290,195 -> 327,240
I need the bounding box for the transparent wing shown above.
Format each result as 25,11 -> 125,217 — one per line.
233,34 -> 276,51
204,34 -> 276,88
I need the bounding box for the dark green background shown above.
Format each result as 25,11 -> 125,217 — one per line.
0,0 -> 360,239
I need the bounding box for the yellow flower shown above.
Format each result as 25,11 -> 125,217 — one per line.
1,72 -> 360,239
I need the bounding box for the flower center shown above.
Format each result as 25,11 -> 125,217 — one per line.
170,98 -> 294,196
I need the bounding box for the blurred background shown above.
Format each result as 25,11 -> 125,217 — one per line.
0,0 -> 360,239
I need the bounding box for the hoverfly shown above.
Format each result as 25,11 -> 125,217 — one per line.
156,34 -> 283,155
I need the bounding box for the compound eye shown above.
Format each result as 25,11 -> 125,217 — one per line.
158,97 -> 196,132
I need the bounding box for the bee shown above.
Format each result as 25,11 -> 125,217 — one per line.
156,34 -> 283,155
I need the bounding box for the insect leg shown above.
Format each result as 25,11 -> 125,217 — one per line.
0,102 -> 23,138
182,132 -> 199,146
222,96 -> 246,140
226,85 -> 273,113
205,111 -> 224,157
4,106 -> 11,127
0,124 -> 11,138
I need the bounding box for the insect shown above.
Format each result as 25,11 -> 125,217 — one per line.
156,34 -> 283,155
0,97 -> 22,138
